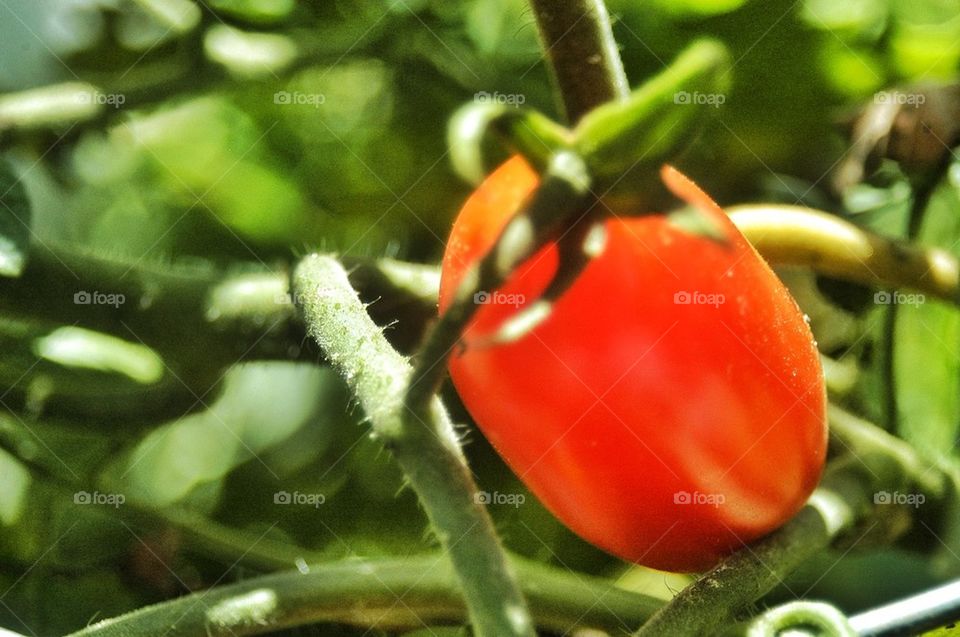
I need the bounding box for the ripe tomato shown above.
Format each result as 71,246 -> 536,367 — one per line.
439,156 -> 827,572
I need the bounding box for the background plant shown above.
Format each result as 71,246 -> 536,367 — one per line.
0,0 -> 959,635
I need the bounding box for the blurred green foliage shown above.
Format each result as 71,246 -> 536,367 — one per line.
1,0 -> 960,634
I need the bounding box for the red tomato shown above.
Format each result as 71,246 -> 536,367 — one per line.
439,156 -> 827,572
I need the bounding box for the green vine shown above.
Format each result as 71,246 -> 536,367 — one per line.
292,255 -> 535,637
65,553 -> 661,637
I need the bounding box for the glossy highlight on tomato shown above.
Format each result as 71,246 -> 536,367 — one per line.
439,156 -> 828,572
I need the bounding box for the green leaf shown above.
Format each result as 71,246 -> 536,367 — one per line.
0,448 -> 30,526
0,159 -> 30,278
203,25 -> 298,78
801,0 -> 888,41
893,183 -> 960,462
131,0 -> 201,33
0,83 -> 103,131
645,0 -> 748,17
105,363 -> 340,507
209,0 -> 295,25
32,327 -> 165,385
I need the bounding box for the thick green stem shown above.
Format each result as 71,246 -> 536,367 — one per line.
727,205 -> 960,305
827,403 -> 951,499
529,0 -> 630,123
292,255 -> 535,637
634,463 -> 870,637
65,553 -> 661,637
6,442 -> 662,635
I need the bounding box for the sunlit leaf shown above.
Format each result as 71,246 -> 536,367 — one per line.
644,0 -> 749,17
802,0 -> 888,40
893,184 -> 960,461
106,363 -> 337,507
0,448 -> 29,526
209,0 -> 296,25
32,327 -> 165,385
204,25 -> 298,78
0,159 -> 30,278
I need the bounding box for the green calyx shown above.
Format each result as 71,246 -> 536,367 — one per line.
572,39 -> 732,183
449,39 -> 731,193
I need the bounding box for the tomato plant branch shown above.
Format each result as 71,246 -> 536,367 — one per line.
6,443 -> 663,636
66,553 -> 661,637
827,403 -> 952,500
528,0 -> 630,123
745,600 -> 856,636
292,254 -> 535,637
728,204 -> 960,305
634,461 -> 871,636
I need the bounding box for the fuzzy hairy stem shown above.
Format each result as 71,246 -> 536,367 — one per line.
292,254 -> 535,637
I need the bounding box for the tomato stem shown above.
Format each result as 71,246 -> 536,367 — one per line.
63,552 -> 662,637
293,255 -> 537,637
5,430 -> 665,636
528,0 -> 630,123
747,601 -> 858,635
827,404 -> 951,500
728,204 -> 960,304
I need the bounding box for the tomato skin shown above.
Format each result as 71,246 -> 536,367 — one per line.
440,156 -> 827,572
